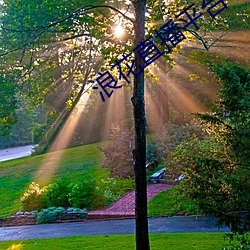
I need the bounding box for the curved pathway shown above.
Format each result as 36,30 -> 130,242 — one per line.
0,145 -> 37,162
88,184 -> 171,219
0,216 -> 230,241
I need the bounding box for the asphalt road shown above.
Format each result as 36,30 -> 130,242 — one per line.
0,145 -> 37,162
0,216 -> 230,241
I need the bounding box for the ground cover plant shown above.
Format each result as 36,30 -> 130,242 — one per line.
0,233 -> 232,250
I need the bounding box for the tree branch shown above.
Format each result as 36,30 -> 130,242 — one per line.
0,4 -> 134,57
152,23 -> 230,51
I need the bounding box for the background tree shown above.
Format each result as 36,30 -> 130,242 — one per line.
0,74 -> 18,136
146,122 -> 206,170
99,123 -> 133,178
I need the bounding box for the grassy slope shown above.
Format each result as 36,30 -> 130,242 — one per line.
0,143 -> 103,217
0,233 -> 230,250
148,186 -> 199,217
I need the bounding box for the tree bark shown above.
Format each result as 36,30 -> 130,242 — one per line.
132,1 -> 150,250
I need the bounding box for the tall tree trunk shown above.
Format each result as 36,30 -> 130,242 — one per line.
132,1 -> 150,250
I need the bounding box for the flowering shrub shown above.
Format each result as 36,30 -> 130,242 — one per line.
21,182 -> 45,211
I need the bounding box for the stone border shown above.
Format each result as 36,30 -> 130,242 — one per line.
0,212 -> 87,227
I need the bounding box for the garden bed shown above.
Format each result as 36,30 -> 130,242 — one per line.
0,210 -> 88,227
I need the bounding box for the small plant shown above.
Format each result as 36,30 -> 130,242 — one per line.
93,177 -> 134,209
36,206 -> 64,224
223,233 -> 250,250
21,182 -> 45,211
67,207 -> 87,213
93,178 -> 116,208
68,180 -> 94,209
43,177 -> 71,208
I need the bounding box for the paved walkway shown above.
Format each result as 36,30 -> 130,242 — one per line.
88,184 -> 171,218
0,216 -> 230,241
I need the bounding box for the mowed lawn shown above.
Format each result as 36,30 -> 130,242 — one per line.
0,233 -> 231,250
0,143 -> 103,217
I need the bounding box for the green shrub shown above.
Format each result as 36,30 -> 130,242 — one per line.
94,178 -> 118,208
147,122 -> 205,166
67,207 -> 86,213
21,182 -> 45,211
223,233 -> 250,250
113,177 -> 134,197
146,141 -> 159,171
36,206 -> 64,224
93,177 -> 134,209
68,180 -> 94,209
43,177 -> 71,208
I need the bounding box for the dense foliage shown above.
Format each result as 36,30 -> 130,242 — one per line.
168,61 -> 250,233
147,122 -> 206,168
21,175 -> 134,212
0,0 -> 236,143
21,182 -> 45,212
0,75 -> 18,136
43,177 -> 71,208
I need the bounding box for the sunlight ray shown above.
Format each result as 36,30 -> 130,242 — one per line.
35,93 -> 89,184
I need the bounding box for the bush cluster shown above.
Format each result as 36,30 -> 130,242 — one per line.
21,178 -> 94,212
43,177 -> 72,208
21,176 -> 134,212
20,182 -> 45,212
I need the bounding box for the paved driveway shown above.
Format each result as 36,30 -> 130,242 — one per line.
0,145 -> 37,162
0,216 -> 229,241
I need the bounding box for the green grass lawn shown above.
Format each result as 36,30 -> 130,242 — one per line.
0,143 -> 104,217
148,186 -> 199,217
0,233 -> 231,250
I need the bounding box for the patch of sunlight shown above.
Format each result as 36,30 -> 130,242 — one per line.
6,243 -> 23,250
35,92 -> 90,184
